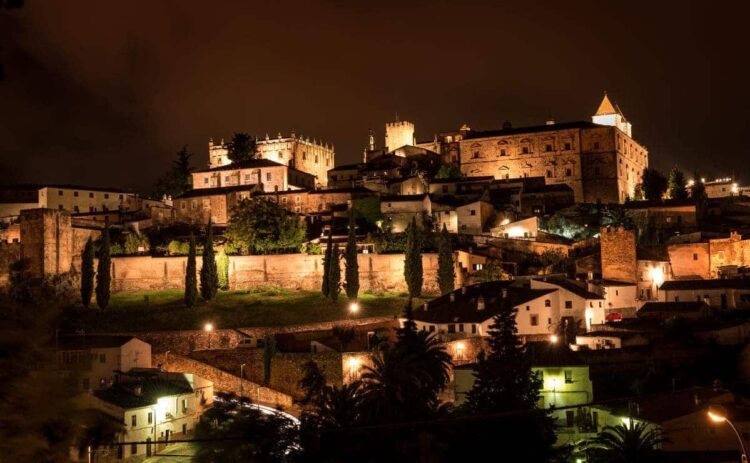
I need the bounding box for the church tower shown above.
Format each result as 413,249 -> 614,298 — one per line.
592,92 -> 632,137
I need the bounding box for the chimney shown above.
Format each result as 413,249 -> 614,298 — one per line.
477,296 -> 485,311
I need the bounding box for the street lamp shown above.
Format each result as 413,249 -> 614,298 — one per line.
550,334 -> 559,344
707,405 -> 749,463
204,323 -> 214,349
349,301 -> 359,315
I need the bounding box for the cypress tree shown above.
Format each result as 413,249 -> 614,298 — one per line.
437,224 -> 455,295
200,219 -> 218,301
328,243 -> 341,302
344,212 -> 359,300
80,237 -> 95,308
95,221 -> 111,309
404,217 -> 423,298
321,228 -> 333,298
216,248 -> 230,290
185,232 -> 198,307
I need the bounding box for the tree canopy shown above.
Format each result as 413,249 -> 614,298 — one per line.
640,168 -> 668,201
667,167 -> 689,200
227,132 -> 257,163
226,198 -> 307,254
155,146 -> 194,199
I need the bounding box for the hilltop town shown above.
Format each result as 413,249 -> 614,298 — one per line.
3,94 -> 750,462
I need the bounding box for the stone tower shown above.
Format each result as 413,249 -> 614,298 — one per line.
600,226 -> 637,283
592,92 -> 632,137
385,120 -> 415,153
20,208 -> 73,279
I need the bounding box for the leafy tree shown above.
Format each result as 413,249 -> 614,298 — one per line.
585,421 -> 665,463
328,243 -> 341,302
404,217 -> 423,297
75,410 -> 125,459
297,360 -> 327,406
344,213 -> 359,300
641,168 -> 668,202
262,335 -> 277,386
466,304 -> 543,413
123,232 -> 149,254
216,248 -> 229,290
690,171 -> 707,202
601,206 -> 634,229
167,239 -> 190,255
476,260 -> 512,282
437,224 -> 455,295
80,237 -> 95,308
185,232 -> 198,307
463,302 -> 556,461
332,325 -> 355,351
155,146 -> 194,198
538,248 -> 574,276
667,167 -> 689,200
194,392 -> 299,462
200,220 -> 218,301
359,300 -> 452,424
435,164 -> 463,180
321,231 -> 332,298
226,198 -> 307,254
227,132 -> 257,163
95,223 -> 111,309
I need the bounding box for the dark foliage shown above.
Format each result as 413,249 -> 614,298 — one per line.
95,223 -> 111,309
185,232 -> 198,307
200,220 -> 218,301
80,237 -> 95,308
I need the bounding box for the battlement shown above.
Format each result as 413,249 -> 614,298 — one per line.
385,120 -> 414,128
385,120 -> 416,153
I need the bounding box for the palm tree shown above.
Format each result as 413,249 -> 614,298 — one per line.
585,421 -> 666,463
310,382 -> 365,430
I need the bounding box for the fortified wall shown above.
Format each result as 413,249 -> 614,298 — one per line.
108,253 -> 439,294
599,227 -> 637,283
668,232 -> 750,279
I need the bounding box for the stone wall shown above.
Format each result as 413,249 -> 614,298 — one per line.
667,242 -> 710,279
153,352 -> 295,412
108,253 -> 439,293
0,241 -> 20,286
600,227 -> 637,283
20,208 -> 73,279
709,232 -> 750,278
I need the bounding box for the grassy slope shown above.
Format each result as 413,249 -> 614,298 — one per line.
67,288 -> 420,332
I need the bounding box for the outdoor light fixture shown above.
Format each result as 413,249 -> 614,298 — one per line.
349,302 -> 360,314
649,267 -> 665,288
707,405 -> 748,463
455,341 -> 465,360
550,334 -> 559,344
347,357 -> 361,381
204,323 -> 213,332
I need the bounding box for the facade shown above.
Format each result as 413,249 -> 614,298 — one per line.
703,178 -> 740,198
173,185 -> 258,225
0,184 -> 138,219
625,200 -> 698,244
658,279 -> 750,309
449,95 -> 647,204
208,132 -> 334,187
408,280 -> 604,340
192,158 -> 314,193
80,370 -> 214,460
57,335 -> 152,392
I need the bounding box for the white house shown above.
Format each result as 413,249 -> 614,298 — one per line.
79,370 -> 214,460
530,278 -> 607,331
658,279 -> 750,310
57,335 -> 152,392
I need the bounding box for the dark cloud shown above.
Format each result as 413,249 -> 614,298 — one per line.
0,0 -> 748,192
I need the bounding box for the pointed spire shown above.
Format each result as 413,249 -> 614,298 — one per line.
594,92 -> 618,116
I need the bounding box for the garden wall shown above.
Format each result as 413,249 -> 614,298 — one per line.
109,253 -> 439,293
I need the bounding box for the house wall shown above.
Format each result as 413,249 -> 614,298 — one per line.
667,242 -> 710,279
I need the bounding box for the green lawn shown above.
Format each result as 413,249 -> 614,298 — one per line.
66,288 -> 420,332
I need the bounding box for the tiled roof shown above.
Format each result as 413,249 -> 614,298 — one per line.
194,158 -> 285,173
412,281 -> 556,324
638,301 -> 707,313
57,335 -> 138,350
464,121 -> 602,140
537,278 -> 604,300
94,377 -> 193,409
660,279 -> 750,291
0,183 -> 131,193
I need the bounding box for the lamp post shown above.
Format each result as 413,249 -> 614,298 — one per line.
204,323 -> 213,349
550,334 -> 559,344
240,363 -> 246,401
708,405 -> 749,463
349,301 -> 359,319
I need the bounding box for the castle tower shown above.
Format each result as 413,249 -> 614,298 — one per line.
20,208 -> 73,280
599,226 -> 637,283
208,138 -> 231,169
592,92 -> 632,137
385,120 -> 415,153
368,129 -> 375,151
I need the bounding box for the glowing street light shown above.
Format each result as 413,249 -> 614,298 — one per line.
347,357 -> 360,381
550,334 -> 559,344
455,341 -> 465,361
707,405 -> 749,462
349,301 -> 360,314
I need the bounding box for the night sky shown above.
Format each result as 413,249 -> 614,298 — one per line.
0,1 -> 747,193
